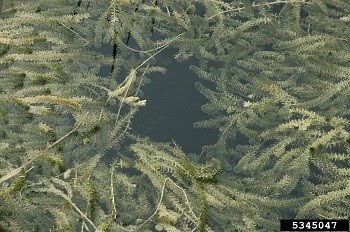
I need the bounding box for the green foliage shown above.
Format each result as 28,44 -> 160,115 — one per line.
0,0 -> 349,231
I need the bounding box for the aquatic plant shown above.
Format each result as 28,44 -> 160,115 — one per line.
0,0 -> 349,231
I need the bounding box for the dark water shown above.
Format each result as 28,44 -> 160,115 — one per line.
97,43 -> 217,155
132,54 -> 217,155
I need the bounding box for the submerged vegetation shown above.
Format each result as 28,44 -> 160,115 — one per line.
0,0 -> 349,231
